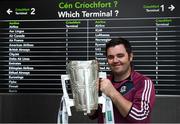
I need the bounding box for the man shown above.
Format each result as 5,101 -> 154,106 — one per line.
89,38 -> 156,123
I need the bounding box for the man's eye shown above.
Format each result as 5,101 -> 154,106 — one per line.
117,55 -> 123,58
107,55 -> 114,60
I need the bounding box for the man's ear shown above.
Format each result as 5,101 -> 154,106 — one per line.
130,53 -> 133,61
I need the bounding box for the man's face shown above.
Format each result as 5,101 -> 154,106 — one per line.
106,44 -> 133,75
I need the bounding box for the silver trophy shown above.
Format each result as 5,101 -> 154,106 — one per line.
59,60 -> 114,124
67,60 -> 99,113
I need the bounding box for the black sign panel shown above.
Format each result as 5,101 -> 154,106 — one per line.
0,0 -> 180,95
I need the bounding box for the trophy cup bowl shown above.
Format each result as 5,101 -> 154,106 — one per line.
67,60 -> 99,113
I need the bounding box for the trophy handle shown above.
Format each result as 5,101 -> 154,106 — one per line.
98,72 -> 107,113
61,74 -> 74,116
98,72 -> 115,124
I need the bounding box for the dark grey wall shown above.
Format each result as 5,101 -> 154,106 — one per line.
0,95 -> 179,123
151,96 -> 180,123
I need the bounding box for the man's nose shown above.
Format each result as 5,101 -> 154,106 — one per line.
113,56 -> 119,62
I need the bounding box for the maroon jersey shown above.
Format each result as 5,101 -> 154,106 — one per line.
96,70 -> 156,123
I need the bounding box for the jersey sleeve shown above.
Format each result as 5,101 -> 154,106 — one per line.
126,78 -> 156,122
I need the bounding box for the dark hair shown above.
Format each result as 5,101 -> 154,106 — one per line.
105,37 -> 132,56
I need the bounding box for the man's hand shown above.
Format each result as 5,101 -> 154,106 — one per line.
99,78 -> 116,97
